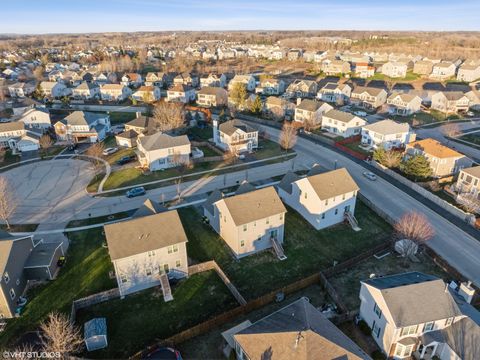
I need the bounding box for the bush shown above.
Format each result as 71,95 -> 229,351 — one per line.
371,350 -> 386,360
358,320 -> 372,336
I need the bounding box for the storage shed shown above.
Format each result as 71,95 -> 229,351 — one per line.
84,318 -> 108,351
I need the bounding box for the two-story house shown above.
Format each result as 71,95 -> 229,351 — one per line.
100,84 -> 132,101
387,93 -> 422,116
430,62 -> 457,80
317,83 -> 352,104
196,87 -> 228,107
264,96 -> 294,120
277,167 -> 359,230
404,138 -> 472,177
361,120 -> 414,150
354,62 -> 376,79
294,99 -> 333,127
144,72 -> 166,87
39,81 -> 68,98
455,166 -> 480,196
321,109 -> 367,138
173,72 -> 199,88
203,186 -> 287,259
8,82 -> 35,98
104,210 -> 189,298
351,87 -> 388,110
166,84 -> 196,103
136,132 -> 191,171
121,73 -> 143,87
457,63 -> 480,82
132,86 -> 161,103
0,122 -> 41,153
54,111 -> 111,143
72,82 -> 100,100
382,62 -> 408,78
322,60 -> 351,75
200,73 -> 227,88
413,60 -> 434,76
213,119 -> 258,153
431,91 -> 470,114
286,79 -> 318,98
18,108 -> 51,132
228,75 -> 256,92
258,78 -> 285,95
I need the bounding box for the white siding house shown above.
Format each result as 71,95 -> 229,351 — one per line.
136,133 -> 191,171
321,109 -> 366,138
361,120 -> 414,150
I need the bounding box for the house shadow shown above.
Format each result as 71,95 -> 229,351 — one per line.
445,83 -> 471,92
318,76 -> 341,88
422,82 -> 445,91
366,80 -> 387,90
393,83 -> 415,92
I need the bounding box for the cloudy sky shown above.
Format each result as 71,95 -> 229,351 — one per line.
2,0 -> 479,34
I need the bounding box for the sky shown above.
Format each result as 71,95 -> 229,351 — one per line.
1,0 -> 479,34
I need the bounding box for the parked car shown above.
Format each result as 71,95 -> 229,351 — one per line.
466,111 -> 475,117
126,187 -> 146,198
363,171 -> 377,181
117,155 -> 136,165
354,110 -> 367,117
103,147 -> 118,156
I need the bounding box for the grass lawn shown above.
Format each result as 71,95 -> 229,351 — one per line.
341,141 -> 372,156
197,145 -> 220,157
254,139 -> 292,159
458,133 -> 480,146
0,224 -> 38,232
75,271 -> 239,358
178,283 -> 327,359
0,228 -> 115,348
329,252 -> 450,311
0,150 -> 20,168
66,210 -> 134,228
366,71 -> 419,82
392,110 -> 459,126
180,199 -> 393,301
102,112 -> 138,125
188,126 -> 212,141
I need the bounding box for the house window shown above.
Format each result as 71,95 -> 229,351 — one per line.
243,224 -> 247,232
373,303 -> 382,318
266,218 -> 269,225
176,260 -> 181,268
146,268 -> 152,276
148,250 -> 155,257
240,240 -> 245,247
334,209 -> 338,215
120,274 -> 128,283
163,264 -> 170,273
304,192 -> 307,199
3,272 -> 9,284
372,321 -> 381,338
423,322 -> 434,332
9,289 -> 15,300
401,325 -> 417,336
445,317 -> 454,326
395,343 -> 413,357
279,214 -> 283,220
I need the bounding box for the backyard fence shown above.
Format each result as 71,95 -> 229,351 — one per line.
70,288 -> 120,324
334,135 -> 368,161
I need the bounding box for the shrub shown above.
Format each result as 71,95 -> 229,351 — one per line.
358,320 -> 372,336
371,350 -> 386,360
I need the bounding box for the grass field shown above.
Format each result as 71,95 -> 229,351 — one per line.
75,271 -> 238,359
0,228 -> 115,348
105,112 -> 138,124
180,199 -> 392,300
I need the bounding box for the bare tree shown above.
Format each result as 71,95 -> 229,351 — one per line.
383,150 -> 402,168
0,176 -> 17,229
279,123 -> 297,152
39,134 -> 53,157
171,151 -> 191,202
40,312 -> 83,355
152,102 -> 185,132
443,123 -> 460,145
458,192 -> 480,214
394,211 -> 434,261
85,142 -> 105,171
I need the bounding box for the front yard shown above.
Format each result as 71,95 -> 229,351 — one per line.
0,228 -> 115,348
391,110 -> 460,126
75,271 -> 239,359
180,199 -> 393,300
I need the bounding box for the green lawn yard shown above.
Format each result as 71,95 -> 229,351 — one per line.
104,112 -> 138,124
458,133 -> 480,146
180,199 -> 393,300
0,150 -> 20,169
0,228 -> 115,348
329,252 -> 449,311
75,271 -> 238,359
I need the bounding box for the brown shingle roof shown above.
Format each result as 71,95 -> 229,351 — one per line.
407,138 -> 463,159
307,168 -> 359,200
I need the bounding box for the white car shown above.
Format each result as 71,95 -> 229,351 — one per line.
102,147 -> 118,156
363,171 -> 377,181
466,111 -> 475,117
354,110 -> 367,117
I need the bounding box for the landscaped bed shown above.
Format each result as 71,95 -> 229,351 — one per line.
180,199 -> 393,301
0,228 -> 115,348
75,270 -> 239,359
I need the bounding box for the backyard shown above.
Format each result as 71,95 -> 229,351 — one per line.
75,270 -> 239,359
0,228 -> 115,348
391,110 -> 460,126
180,199 -> 393,300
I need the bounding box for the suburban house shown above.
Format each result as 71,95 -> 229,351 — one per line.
200,73 -> 227,88
213,119 -> 258,153
405,138 -> 473,177
361,120 -> 414,150
115,129 -> 138,148
386,93 -> 422,116
228,74 -> 256,92
359,272 -> 479,360
457,63 -> 480,82
322,60 -> 351,75
321,109 -> 367,137
318,82 -> 352,104
354,62 -> 376,78
145,72 -> 166,87
430,62 -> 457,80
381,62 -> 408,78
285,79 -> 318,98
39,81 -> 68,98
351,87 -> 388,110
121,73 -> 143,87
136,132 -> 191,171
124,114 -> 155,135
465,90 -> 480,110
54,111 -> 111,143
264,96 -> 294,119
258,78 -> 285,95
100,84 -> 132,101
196,87 -> 228,107
228,297 -> 371,360
72,82 -> 100,100
413,60 -> 434,75
277,168 -> 360,230
132,86 -> 161,102
104,210 -> 189,298
166,84 -> 196,103
430,91 -> 470,114
8,82 -> 35,98
18,107 -> 51,132
294,99 -> 333,127
0,122 -> 41,153
173,72 -> 199,88
0,231 -> 63,319
203,186 -> 287,259
454,166 -> 480,196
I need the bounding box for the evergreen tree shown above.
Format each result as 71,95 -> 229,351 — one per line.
373,147 -> 386,164
250,95 -> 263,114
400,154 -> 432,180
230,82 -> 247,109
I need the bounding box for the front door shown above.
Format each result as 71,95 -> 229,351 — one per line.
270,230 -> 278,239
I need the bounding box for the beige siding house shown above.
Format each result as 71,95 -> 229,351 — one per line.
382,62 -> 408,78
351,87 -> 388,110
387,93 -> 422,116
286,79 -> 317,98
317,82 -> 352,104
455,166 -> 480,196
430,62 -> 456,80
294,99 -> 333,127
413,60 -> 434,75
213,119 -> 258,153
197,87 -> 228,107
277,168 -> 359,230
136,133 -> 191,171
431,91 -> 470,114
100,84 -> 132,101
457,63 -> 480,82
166,84 -> 196,103
228,75 -> 256,92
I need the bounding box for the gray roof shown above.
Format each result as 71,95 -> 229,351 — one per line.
353,86 -> 386,97
278,171 -> 300,195
234,297 -> 370,360
131,199 -> 167,219
442,91 -> 467,101
64,111 -> 106,126
138,133 -> 190,152
461,166 -> 480,178
362,272 -> 462,327
218,119 -> 256,136
307,168 -> 359,200
104,210 -> 188,260
235,181 -> 256,195
115,129 -> 137,139
203,189 -> 224,216
296,99 -> 324,112
363,119 -> 410,135
24,242 -> 61,268
84,318 -> 107,339
0,232 -> 32,276
75,82 -> 98,90
126,115 -> 151,129
324,109 -> 356,123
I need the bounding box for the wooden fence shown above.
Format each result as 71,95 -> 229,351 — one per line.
70,288 -> 120,324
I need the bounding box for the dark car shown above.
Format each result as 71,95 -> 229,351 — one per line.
116,155 -> 136,165
144,347 -> 182,360
126,187 -> 146,198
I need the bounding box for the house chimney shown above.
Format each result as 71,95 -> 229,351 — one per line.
296,97 -> 302,106
458,281 -> 475,304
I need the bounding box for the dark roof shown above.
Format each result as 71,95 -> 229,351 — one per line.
277,171 -> 300,195
24,242 -> 61,268
218,119 -> 257,136
138,133 -> 190,152
115,129 -> 137,139
235,181 -> 256,195
203,189 -> 223,215
84,318 -> 107,339
131,199 -> 167,219
64,111 -> 106,126
234,297 -> 370,360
